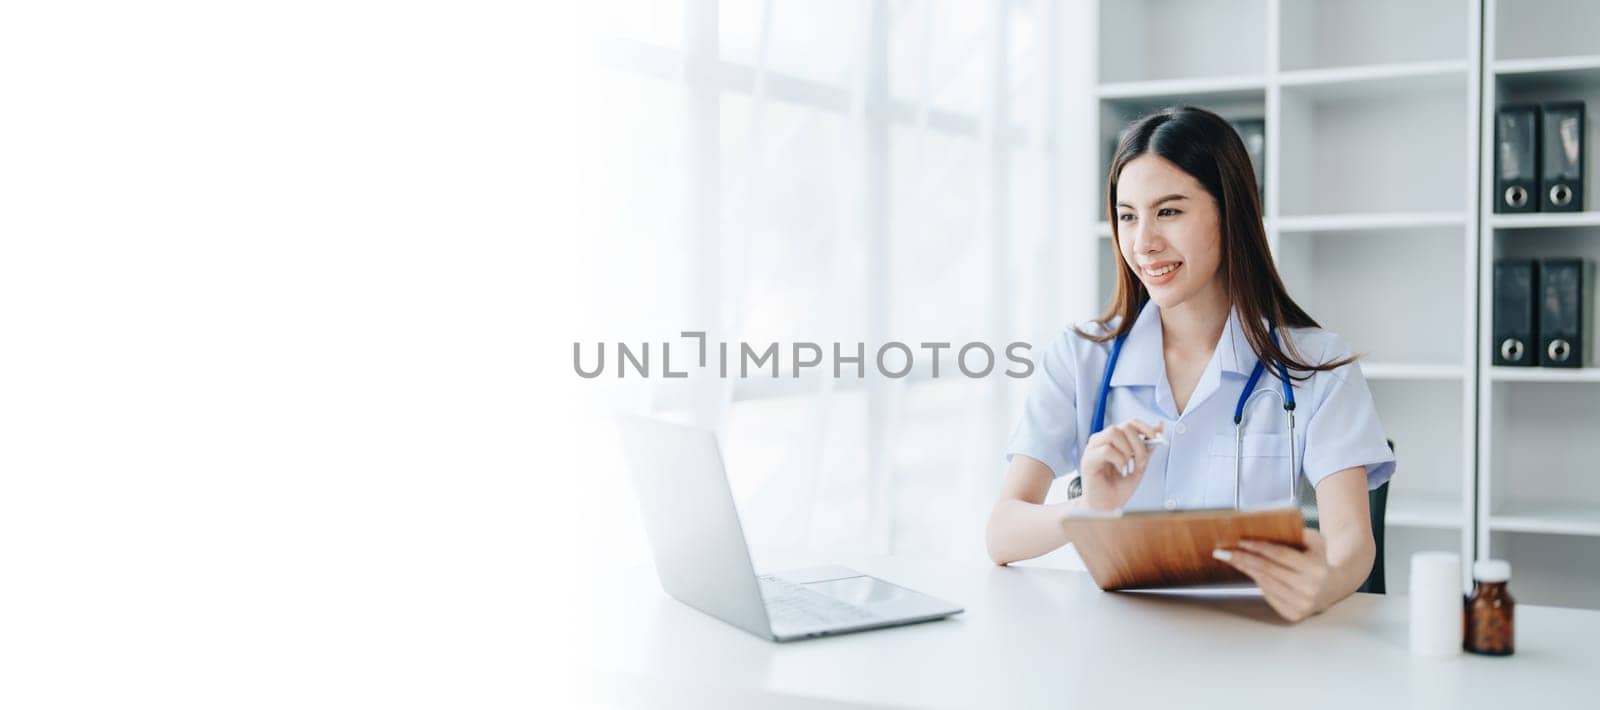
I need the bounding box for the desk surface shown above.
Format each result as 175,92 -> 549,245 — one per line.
576,553 -> 1600,709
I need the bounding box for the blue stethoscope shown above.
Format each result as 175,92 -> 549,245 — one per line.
1090,302 -> 1299,509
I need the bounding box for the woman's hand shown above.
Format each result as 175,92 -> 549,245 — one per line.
1078,418 -> 1163,512
1214,528 -> 1335,623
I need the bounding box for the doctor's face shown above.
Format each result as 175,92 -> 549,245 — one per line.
1113,154 -> 1224,310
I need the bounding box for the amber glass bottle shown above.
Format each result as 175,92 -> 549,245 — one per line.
1465,559 -> 1514,656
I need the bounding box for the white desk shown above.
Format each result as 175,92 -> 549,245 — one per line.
576,553 -> 1600,709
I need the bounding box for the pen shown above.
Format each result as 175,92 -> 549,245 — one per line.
1121,434 -> 1167,475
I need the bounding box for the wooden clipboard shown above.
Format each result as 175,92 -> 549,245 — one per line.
1060,506 -> 1305,590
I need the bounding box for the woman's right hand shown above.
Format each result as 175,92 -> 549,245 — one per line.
1078,418 -> 1164,512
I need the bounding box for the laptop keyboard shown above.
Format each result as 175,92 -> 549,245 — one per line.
758,576 -> 879,628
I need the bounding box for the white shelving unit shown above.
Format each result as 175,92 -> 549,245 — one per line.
1091,0 -> 1481,594
1478,0 -> 1600,608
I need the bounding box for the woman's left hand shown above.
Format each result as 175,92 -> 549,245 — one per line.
1214,528 -> 1333,623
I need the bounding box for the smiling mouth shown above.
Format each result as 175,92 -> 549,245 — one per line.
1143,262 -> 1182,277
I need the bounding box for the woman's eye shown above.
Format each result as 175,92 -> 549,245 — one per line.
1117,213 -> 1135,222
1158,208 -> 1180,217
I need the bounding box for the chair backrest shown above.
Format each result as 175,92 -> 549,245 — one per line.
1305,439 -> 1392,594
1360,478 -> 1389,594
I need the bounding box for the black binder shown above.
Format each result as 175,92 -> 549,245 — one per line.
1538,258 -> 1587,368
1540,102 -> 1585,212
1493,259 -> 1539,366
1495,105 -> 1540,213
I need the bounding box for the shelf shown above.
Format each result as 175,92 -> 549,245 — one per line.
1386,492 -> 1466,530
1095,75 -> 1265,102
1489,367 -> 1600,383
1277,212 -> 1465,233
1303,491 -> 1463,530
1278,60 -> 1469,101
1361,362 -> 1466,381
1493,56 -> 1600,92
1489,501 -> 1600,537
1494,54 -> 1600,76
1489,212 -> 1600,230
1493,55 -> 1600,75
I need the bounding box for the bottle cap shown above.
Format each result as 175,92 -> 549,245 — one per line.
1473,559 -> 1511,583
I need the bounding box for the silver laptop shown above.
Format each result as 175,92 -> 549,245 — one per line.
616,413 -> 964,642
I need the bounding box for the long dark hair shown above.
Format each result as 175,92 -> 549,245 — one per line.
1079,106 -> 1355,381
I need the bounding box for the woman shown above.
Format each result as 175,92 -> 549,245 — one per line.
985,106 -> 1395,623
